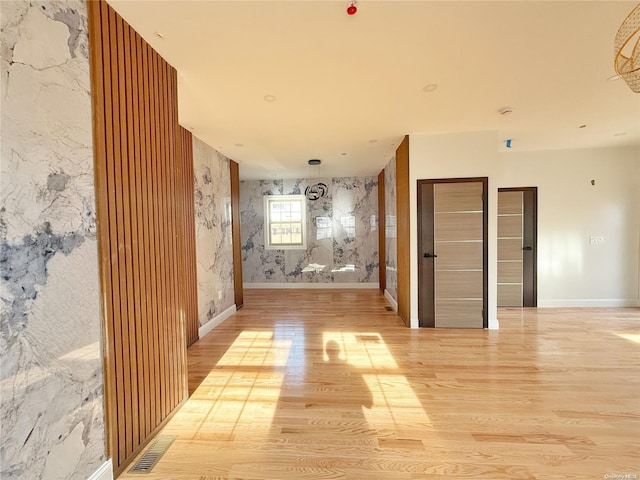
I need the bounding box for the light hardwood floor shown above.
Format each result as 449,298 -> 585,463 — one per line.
119,289 -> 640,480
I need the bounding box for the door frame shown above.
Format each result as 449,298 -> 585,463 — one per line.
498,187 -> 537,307
417,177 -> 489,328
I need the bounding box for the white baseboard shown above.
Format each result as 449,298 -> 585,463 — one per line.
537,299 -> 640,307
383,289 -> 398,312
243,282 -> 380,290
87,460 -> 112,480
198,304 -> 237,339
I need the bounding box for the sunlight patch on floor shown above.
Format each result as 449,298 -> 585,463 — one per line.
184,330 -> 291,440
321,331 -> 429,429
616,333 -> 640,344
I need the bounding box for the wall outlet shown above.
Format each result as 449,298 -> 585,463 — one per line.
218,290 -> 223,300
590,236 -> 604,245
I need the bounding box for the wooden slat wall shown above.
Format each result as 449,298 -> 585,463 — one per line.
180,127 -> 199,346
230,160 -> 244,309
396,136 -> 410,326
88,1 -> 188,475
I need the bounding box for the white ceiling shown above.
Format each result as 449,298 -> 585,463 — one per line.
107,0 -> 640,180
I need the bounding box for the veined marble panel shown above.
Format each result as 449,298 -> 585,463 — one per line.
1,2 -> 105,479
240,176 -> 378,285
384,155 -> 398,303
332,177 -> 379,283
193,136 -> 235,327
240,179 -> 286,282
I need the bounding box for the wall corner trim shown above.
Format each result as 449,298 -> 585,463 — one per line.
384,290 -> 398,312
87,460 -> 113,480
488,318 -> 500,330
198,304 -> 237,339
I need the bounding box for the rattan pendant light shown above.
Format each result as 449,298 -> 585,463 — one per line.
614,3 -> 640,93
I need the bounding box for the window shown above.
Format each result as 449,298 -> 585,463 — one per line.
264,195 -> 306,249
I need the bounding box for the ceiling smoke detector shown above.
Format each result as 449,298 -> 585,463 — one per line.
308,159 -> 321,166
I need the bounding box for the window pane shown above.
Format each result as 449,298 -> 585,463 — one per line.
265,196 -> 306,248
271,226 -> 282,244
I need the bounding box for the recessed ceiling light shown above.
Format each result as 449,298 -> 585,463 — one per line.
422,83 -> 438,92
369,139 -> 378,143
614,132 -> 628,136
154,32 -> 164,39
341,153 -> 347,156
498,107 -> 513,116
308,159 -> 321,165
579,124 -> 587,129
264,94 -> 276,102
235,143 -> 244,147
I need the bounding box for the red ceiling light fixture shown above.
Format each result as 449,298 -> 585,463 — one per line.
346,1 -> 358,16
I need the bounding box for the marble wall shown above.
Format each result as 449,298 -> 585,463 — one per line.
193,136 -> 235,327
240,177 -> 379,285
0,1 -> 106,479
384,155 -> 398,303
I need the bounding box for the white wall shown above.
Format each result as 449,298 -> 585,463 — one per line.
494,146 -> 640,306
409,132 -> 640,329
409,132 -> 500,328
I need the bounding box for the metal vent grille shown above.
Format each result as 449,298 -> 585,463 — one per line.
128,435 -> 177,474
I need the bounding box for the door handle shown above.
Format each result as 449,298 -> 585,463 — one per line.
522,246 -> 532,251
424,253 -> 437,258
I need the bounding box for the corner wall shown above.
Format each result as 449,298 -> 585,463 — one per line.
383,155 -> 398,305
193,136 -> 235,331
495,146 -> 640,306
409,132 -> 499,328
1,1 -> 106,478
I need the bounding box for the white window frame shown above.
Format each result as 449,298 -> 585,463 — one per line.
264,195 -> 307,250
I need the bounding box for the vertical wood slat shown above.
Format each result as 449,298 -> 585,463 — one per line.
147,42 -> 162,427
155,49 -> 167,419
395,135 -> 410,326
120,15 -> 140,451
230,160 -> 244,309
127,20 -> 147,444
87,0 -> 117,466
88,0 -> 189,475
180,127 -> 199,347
141,40 -> 156,431
108,6 -> 130,463
377,170 -> 386,293
134,32 -> 153,439
152,46 -> 165,421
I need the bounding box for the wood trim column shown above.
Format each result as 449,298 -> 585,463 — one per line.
230,160 -> 243,309
396,136 -> 410,326
179,127 -> 199,346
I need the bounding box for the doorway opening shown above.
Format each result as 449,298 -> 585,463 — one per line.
497,187 -> 537,307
